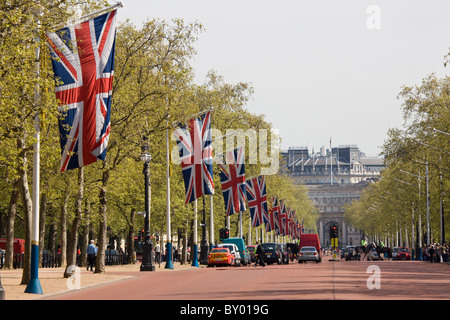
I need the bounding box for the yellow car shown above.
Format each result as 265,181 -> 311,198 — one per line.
207,247 -> 235,267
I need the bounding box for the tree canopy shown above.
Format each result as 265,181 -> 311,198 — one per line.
0,0 -> 317,280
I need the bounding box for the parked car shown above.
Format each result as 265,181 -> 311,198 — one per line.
223,237 -> 250,266
298,246 -> 320,263
208,247 -> 234,267
217,243 -> 241,266
260,243 -> 282,265
246,245 -> 257,262
396,247 -> 411,260
278,243 -> 289,264
392,247 -> 398,259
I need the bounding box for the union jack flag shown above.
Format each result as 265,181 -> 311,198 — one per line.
271,197 -> 281,235
46,10 -> 117,172
246,176 -> 268,228
285,206 -> 292,237
278,199 -> 287,235
174,111 -> 214,204
218,147 -> 246,216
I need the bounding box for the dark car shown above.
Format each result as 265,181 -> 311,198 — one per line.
261,243 -> 282,265
278,243 -> 289,264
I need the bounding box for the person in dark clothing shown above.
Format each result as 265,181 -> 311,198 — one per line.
254,242 -> 266,267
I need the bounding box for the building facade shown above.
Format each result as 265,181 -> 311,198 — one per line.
282,145 -> 384,248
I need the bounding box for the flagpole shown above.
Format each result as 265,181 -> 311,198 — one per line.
191,199 -> 199,267
165,119 -> 173,269
210,194 -> 214,249
52,1 -> 123,30
239,212 -> 243,239
25,12 -> 43,295
171,108 -> 214,128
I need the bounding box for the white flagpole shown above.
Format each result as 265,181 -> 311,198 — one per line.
165,119 -> 173,269
52,1 -> 123,30
210,194 -> 214,248
192,199 -> 199,267
25,12 -> 43,294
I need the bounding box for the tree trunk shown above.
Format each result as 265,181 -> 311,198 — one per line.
127,208 -> 136,264
18,136 -> 32,285
95,167 -> 109,274
5,178 -> 20,270
80,198 -> 92,268
38,191 -> 47,267
64,167 -> 84,278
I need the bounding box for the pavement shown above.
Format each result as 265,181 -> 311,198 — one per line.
0,261 -> 202,300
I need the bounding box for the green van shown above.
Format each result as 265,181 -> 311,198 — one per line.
223,237 -> 250,266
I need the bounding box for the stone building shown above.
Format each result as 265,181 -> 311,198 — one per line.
282,145 -> 384,248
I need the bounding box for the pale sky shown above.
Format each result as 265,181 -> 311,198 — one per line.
116,0 -> 450,157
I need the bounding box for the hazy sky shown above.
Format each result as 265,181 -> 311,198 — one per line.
116,0 -> 450,156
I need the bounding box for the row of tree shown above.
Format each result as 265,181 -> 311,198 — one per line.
0,0 -> 317,285
344,73 -> 449,249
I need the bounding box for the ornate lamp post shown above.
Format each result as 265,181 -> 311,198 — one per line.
140,143 -> 155,271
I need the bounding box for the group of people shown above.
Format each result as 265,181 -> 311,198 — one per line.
154,241 -> 180,264
425,243 -> 448,263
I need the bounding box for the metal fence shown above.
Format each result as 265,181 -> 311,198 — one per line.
0,251 -> 129,269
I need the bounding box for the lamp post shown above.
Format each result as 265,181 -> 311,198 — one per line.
140,143 -> 155,271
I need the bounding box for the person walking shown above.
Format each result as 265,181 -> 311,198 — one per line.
87,240 -> 97,272
155,241 -> 161,266
254,242 -> 265,267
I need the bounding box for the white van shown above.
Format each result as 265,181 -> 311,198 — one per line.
217,243 -> 241,266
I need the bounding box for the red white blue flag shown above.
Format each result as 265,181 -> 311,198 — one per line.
46,10 -> 117,172
271,197 -> 282,234
278,199 -> 287,235
246,176 -> 268,228
219,147 -> 246,216
174,111 -> 214,204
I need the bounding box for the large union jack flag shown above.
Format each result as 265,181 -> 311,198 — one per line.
174,111 -> 214,204
219,147 -> 246,216
46,10 -> 117,172
246,176 -> 268,228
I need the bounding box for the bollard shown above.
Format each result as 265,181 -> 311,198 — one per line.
0,274 -> 5,300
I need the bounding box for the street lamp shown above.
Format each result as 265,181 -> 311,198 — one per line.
140,142 -> 155,271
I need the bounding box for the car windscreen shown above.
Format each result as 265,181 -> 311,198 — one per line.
261,244 -> 276,251
211,248 -> 228,253
300,247 -> 316,252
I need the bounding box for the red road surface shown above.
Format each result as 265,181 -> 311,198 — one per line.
45,257 -> 450,301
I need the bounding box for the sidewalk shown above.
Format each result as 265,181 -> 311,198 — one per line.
0,261 -> 202,300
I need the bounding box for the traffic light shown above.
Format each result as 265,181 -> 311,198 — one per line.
330,225 -> 338,238
220,228 -> 230,241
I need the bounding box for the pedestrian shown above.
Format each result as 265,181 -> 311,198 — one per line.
254,241 -> 265,267
87,240 -> 97,271
155,241 -> 161,265
429,245 -> 435,263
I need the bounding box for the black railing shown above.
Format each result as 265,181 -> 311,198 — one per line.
0,251 -> 129,269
